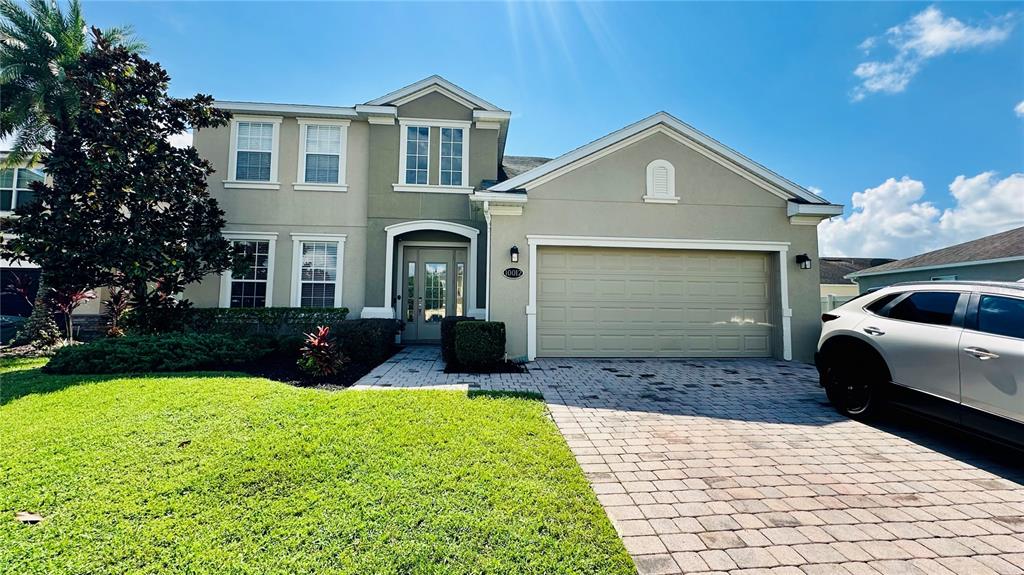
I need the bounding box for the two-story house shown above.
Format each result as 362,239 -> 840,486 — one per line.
186,75 -> 842,362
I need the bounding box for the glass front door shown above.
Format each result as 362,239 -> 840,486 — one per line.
401,247 -> 466,342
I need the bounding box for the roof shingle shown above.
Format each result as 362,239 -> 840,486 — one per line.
853,226 -> 1024,277
820,258 -> 896,284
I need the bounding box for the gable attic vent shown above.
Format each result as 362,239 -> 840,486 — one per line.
644,159 -> 678,204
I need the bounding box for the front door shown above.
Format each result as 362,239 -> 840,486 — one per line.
401,247 -> 467,342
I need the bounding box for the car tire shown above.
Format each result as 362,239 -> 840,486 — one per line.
823,352 -> 883,420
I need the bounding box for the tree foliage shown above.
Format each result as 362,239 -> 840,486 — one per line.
1,29 -> 233,330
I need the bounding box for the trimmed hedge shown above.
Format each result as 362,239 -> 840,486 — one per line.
454,321 -> 506,371
440,316 -> 476,363
123,307 -> 350,337
44,334 -> 275,375
333,319 -> 402,365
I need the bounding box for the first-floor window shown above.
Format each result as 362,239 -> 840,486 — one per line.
298,241 -> 338,307
230,240 -> 270,307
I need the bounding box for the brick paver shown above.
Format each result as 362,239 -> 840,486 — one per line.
354,347 -> 1024,574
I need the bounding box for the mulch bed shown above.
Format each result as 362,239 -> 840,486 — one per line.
239,347 -> 400,389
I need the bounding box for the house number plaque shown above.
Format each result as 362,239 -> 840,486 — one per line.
503,267 -> 524,279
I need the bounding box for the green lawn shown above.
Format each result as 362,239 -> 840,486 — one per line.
0,359 -> 633,575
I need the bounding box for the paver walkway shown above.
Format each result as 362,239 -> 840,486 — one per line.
354,346 -> 1024,575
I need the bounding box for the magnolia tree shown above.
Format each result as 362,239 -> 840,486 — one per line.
1,29 -> 235,338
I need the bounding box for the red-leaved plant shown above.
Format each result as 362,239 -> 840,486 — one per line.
297,325 -> 347,379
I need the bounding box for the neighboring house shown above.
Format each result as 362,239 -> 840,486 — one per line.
820,257 -> 895,297
187,76 -> 843,363
848,226 -> 1024,293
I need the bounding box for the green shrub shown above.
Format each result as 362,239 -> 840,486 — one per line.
454,321 -> 506,371
44,334 -> 274,375
123,307 -> 350,337
333,319 -> 402,365
440,316 -> 476,363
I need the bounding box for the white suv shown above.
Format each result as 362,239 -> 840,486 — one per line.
816,281 -> 1024,447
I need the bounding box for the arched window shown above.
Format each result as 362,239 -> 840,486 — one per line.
644,159 -> 678,203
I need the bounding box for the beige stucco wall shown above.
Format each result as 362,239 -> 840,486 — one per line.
186,89 -> 500,316
487,131 -> 823,363
185,115 -> 371,315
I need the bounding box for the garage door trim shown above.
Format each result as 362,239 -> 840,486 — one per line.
524,235 -> 793,361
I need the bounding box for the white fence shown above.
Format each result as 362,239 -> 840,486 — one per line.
821,294 -> 856,313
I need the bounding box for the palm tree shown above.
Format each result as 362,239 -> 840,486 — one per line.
0,0 -> 144,165
0,0 -> 143,345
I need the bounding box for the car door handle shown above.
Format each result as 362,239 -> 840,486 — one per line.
964,347 -> 999,360
863,326 -> 885,336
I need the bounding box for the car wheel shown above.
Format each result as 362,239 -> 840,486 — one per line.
824,354 -> 881,419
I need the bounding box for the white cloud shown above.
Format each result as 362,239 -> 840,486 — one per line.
168,131 -> 193,148
852,6 -> 1014,101
818,171 -> 1024,257
1015,100 -> 1024,118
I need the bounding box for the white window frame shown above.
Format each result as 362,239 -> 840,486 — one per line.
224,116 -> 282,190
0,166 -> 44,216
219,231 -> 278,308
295,118 -> 349,192
643,159 -> 678,204
394,118 -> 473,194
439,126 -> 465,187
289,233 -> 346,308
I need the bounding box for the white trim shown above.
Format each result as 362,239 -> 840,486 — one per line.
397,119 -> 471,189
360,307 -> 394,319
475,121 -> 501,130
355,104 -> 397,117
469,191 -> 528,204
293,184 -> 348,193
488,112 -> 832,206
393,184 -> 473,194
216,101 -> 357,118
644,159 -> 678,203
390,86 -> 478,110
524,235 -> 793,361
296,118 -> 349,188
787,201 -> 844,225
383,220 -> 479,321
227,116 -> 282,186
847,255 -> 1024,280
367,115 -> 396,125
223,181 -> 280,190
473,110 -> 511,122
366,75 -> 504,111
289,233 -> 347,309
219,232 -> 278,308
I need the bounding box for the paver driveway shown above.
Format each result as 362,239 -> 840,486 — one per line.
356,348 -> 1024,575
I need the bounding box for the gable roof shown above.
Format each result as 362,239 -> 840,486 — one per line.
820,257 -> 896,284
365,75 -> 505,112
487,111 -> 832,205
848,226 -> 1024,279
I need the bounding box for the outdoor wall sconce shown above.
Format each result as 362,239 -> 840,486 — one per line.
510,245 -> 520,263
796,253 -> 812,270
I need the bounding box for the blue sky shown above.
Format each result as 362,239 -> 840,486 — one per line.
85,1 -> 1024,257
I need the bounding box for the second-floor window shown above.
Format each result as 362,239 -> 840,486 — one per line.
299,120 -> 348,187
440,128 -> 463,186
405,126 -> 429,185
0,167 -> 43,213
235,121 -> 274,181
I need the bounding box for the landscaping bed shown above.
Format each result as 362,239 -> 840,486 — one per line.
0,361 -> 633,574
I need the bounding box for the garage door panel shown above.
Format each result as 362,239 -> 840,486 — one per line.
537,246 -> 773,357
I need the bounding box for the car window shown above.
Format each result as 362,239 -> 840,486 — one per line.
885,291 -> 960,326
977,295 -> 1024,339
865,293 -> 900,314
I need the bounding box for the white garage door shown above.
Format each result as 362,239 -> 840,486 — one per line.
536,247 -> 773,357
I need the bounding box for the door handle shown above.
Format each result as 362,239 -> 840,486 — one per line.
964,347 -> 999,360
863,326 -> 885,336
